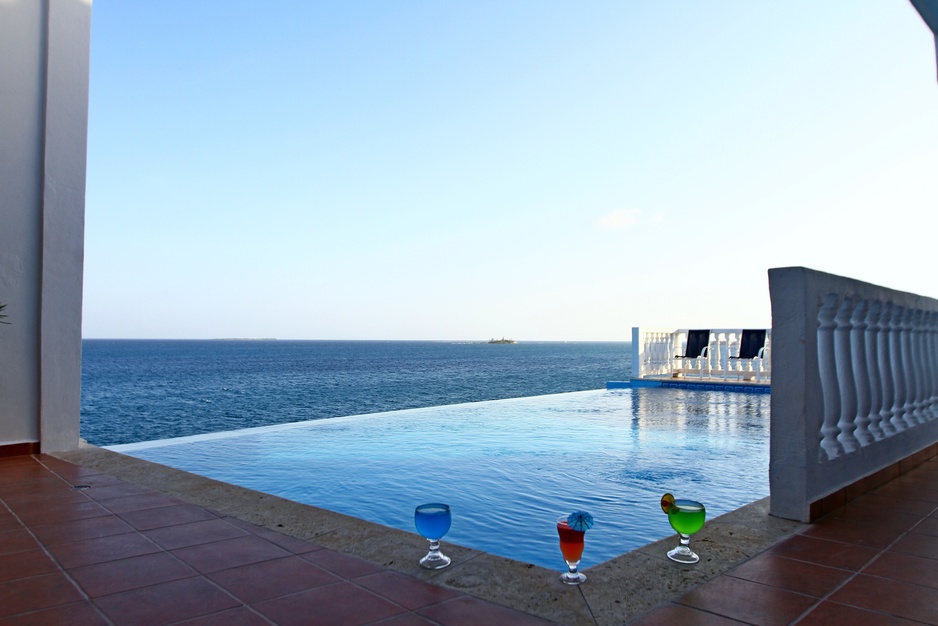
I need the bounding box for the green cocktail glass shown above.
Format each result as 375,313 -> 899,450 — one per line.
661,494 -> 705,564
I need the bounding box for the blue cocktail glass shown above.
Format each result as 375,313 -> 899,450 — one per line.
414,503 -> 452,569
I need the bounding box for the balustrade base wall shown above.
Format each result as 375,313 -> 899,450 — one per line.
808,442 -> 937,520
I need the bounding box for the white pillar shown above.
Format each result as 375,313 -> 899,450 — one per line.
0,0 -> 91,453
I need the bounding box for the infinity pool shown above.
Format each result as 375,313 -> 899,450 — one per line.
109,387 -> 770,569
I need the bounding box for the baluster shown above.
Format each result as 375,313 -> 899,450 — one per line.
878,302 -> 897,436
726,331 -> 737,379
650,333 -> 660,375
850,299 -> 873,446
909,310 -> 927,425
647,333 -> 655,375
763,332 -> 772,382
817,293 -> 844,459
864,301 -> 886,441
649,333 -> 657,376
664,332 -> 673,375
925,311 -> 938,420
718,332 -> 728,380
834,297 -> 859,453
888,305 -> 908,432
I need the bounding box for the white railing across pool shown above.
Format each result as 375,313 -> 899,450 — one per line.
768,267 -> 938,521
631,327 -> 772,383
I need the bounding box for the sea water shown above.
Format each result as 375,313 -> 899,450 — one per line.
81,339 -> 631,446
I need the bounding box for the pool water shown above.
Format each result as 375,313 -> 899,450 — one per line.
109,387 -> 770,569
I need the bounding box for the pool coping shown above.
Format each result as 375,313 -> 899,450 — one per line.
54,444 -> 807,625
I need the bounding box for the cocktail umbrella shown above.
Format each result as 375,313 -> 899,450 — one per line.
567,511 -> 594,531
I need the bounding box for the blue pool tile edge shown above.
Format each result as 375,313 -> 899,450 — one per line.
606,379 -> 771,394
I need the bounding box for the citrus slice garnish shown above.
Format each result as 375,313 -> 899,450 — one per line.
660,493 -> 675,514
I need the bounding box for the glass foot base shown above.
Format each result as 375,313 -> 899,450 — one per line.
560,572 -> 586,585
667,546 -> 699,564
419,553 -> 451,569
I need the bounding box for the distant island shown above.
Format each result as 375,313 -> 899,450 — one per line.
216,338 -> 278,341
487,338 -> 517,344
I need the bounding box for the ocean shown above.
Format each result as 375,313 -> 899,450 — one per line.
80,339 -> 632,446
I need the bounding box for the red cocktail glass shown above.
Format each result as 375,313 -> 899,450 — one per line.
556,516 -> 587,584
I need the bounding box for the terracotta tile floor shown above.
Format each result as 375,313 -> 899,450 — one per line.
2,454 -> 936,625
634,456 -> 938,626
0,455 -> 553,626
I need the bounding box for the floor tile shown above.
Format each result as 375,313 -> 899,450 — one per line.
2,484 -> 91,508
875,480 -> 938,504
92,576 -> 241,626
207,555 -> 340,603
769,535 -> 878,571
0,600 -> 112,625
801,517 -> 908,550
828,574 -> 938,624
57,472 -> 126,490
46,531 -> 162,569
888,531 -> 938,560
12,500 -> 111,526
0,529 -> 40,556
38,456 -> 105,479
229,519 -> 322,554
69,551 -> 197,597
119,503 -> 218,530
848,493 -> 937,518
863,550 -> 938,589
172,606 -> 274,626
0,572 -> 85,618
676,575 -> 818,626
374,614 -> 445,626
796,600 -> 921,625
81,481 -> 154,502
254,581 -> 406,626
0,512 -> 20,533
829,503 -> 923,532
143,517 -> 249,550
355,570 -> 462,610
172,535 -> 291,574
417,595 -> 555,626
29,515 -> 135,547
300,548 -> 385,579
914,516 -> 938,537
0,548 -> 59,582
0,463 -> 55,486
100,492 -> 185,515
630,603 -> 748,625
726,553 -> 853,598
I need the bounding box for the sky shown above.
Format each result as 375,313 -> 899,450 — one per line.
83,1 -> 938,341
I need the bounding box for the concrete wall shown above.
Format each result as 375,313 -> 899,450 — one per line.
0,0 -> 91,453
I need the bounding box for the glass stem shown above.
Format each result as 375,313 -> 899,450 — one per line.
680,533 -> 691,548
427,539 -> 441,556
567,561 -> 579,575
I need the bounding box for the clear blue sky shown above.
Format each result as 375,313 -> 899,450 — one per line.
83,1 -> 938,340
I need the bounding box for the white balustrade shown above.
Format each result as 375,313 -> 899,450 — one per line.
631,327 -> 771,383
769,267 -> 938,522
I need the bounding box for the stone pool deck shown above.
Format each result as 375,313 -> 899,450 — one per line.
2,446 -> 936,624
